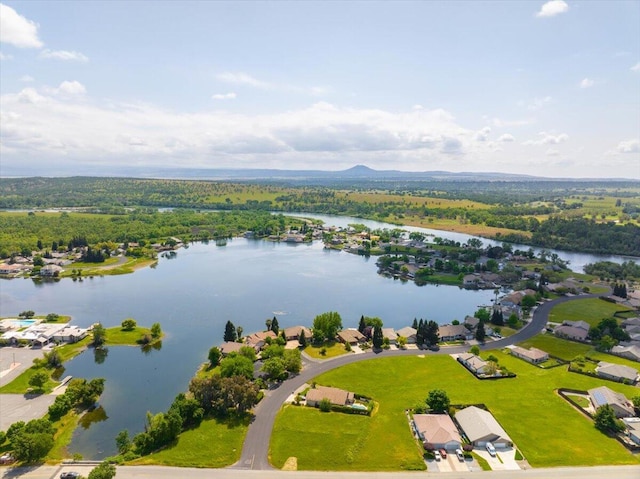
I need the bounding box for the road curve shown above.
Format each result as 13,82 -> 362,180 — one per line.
236,294 -> 604,470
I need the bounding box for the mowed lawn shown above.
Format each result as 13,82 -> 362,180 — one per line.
548,298 -> 631,327
270,353 -> 640,470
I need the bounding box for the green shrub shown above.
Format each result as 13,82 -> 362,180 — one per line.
319,398 -> 332,412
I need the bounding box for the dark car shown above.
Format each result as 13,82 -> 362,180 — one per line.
60,473 -> 80,479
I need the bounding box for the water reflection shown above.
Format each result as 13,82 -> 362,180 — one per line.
93,347 -> 108,364
79,405 -> 108,430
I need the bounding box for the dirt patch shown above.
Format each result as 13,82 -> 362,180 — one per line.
282,457 -> 297,471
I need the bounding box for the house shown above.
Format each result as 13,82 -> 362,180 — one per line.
454,406 -> 513,448
554,324 -> 589,342
611,344 -> 640,362
563,320 -> 590,332
463,274 -> 479,287
283,326 -> 311,341
588,386 -> 635,418
595,361 -> 639,384
622,318 -> 640,328
463,316 -> 480,330
412,414 -> 462,451
245,330 -> 277,350
336,329 -> 366,345
439,324 -> 472,342
382,328 -> 398,344
622,418 -> 640,445
0,263 -> 23,275
219,341 -> 245,355
458,353 -> 490,375
396,327 -> 417,344
52,326 -> 88,343
306,386 -> 355,407
40,264 -> 63,277
510,346 -> 549,364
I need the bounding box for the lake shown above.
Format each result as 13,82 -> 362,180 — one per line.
0,215 -> 636,458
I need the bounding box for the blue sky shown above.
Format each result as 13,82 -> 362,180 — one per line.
1,1 -> 639,178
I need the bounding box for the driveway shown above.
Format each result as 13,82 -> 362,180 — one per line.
0,347 -> 46,387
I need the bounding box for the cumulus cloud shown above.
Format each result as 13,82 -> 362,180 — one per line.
522,132 -> 569,146
536,0 -> 569,18
0,3 -> 43,48
56,80 -> 86,95
579,78 -> 594,89
216,71 -> 270,89
498,134 -> 515,142
211,92 -> 237,100
39,49 -> 89,62
631,62 -> 640,72
474,126 -> 491,142
616,139 -> 640,154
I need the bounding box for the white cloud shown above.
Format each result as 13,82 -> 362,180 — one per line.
522,132 -> 569,146
39,49 -> 89,62
0,51 -> 12,60
616,139 -> 640,154
546,148 -> 559,156
216,71 -> 270,89
211,92 -> 237,100
474,126 -> 491,142
631,62 -> 640,72
536,0 -> 569,18
56,80 -> 86,95
0,3 -> 43,48
19,75 -> 34,82
498,134 -> 515,142
579,78 -> 594,89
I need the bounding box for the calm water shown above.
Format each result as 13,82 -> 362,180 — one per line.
0,215 -> 636,458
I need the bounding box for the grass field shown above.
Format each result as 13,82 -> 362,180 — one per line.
130,415 -> 249,468
304,341 -> 350,359
547,298 -> 632,327
270,351 -> 640,470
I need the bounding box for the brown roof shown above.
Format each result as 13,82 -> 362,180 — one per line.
284,325 -> 311,339
337,329 -> 366,343
220,341 -> 243,355
413,414 -> 462,445
306,386 -> 354,406
511,346 -> 548,361
245,330 -> 277,346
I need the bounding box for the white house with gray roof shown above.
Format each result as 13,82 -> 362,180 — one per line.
454,406 -> 513,448
595,361 -> 639,384
588,386 -> 635,418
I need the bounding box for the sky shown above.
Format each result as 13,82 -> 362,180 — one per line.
0,0 -> 639,178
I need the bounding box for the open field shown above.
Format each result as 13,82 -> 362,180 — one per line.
303,341 -> 350,359
130,415 -> 249,468
547,298 -> 632,327
270,353 -> 640,470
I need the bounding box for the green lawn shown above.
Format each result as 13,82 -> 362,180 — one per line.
103,326 -> 156,346
0,365 -> 58,394
548,298 -> 631,327
270,352 -> 640,470
304,341 -> 350,359
129,415 -> 249,468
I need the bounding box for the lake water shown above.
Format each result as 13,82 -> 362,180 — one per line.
0,214 -> 636,458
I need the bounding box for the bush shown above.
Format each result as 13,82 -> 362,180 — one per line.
121,318 -> 137,331
318,398 -> 332,412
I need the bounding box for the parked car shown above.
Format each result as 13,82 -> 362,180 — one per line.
434,450 -> 442,461
439,448 -> 447,458
0,454 -> 14,465
60,473 -> 80,479
486,442 -> 496,457
455,448 -> 465,461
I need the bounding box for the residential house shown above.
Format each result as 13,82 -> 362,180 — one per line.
611,345 -> 640,362
622,318 -> 640,328
463,316 -> 479,330
283,326 -> 311,341
588,386 -> 635,418
219,341 -> 245,356
40,264 -> 63,277
244,330 -> 277,350
0,263 -> 23,275
382,328 -> 398,344
463,274 -> 480,288
554,320 -> 589,342
458,353 -> 490,375
306,386 -> 355,407
595,361 -> 639,384
52,326 -> 88,343
454,406 -> 513,448
439,324 -> 472,342
510,346 -> 549,364
396,327 -> 417,344
336,329 -> 366,345
623,418 -> 640,445
412,414 -> 462,451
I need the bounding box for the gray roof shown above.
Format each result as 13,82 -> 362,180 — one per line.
596,361 -> 639,382
455,406 -> 512,444
588,386 -> 635,417
396,327 -> 417,338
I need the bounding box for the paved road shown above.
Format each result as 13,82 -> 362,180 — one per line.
236,293 -> 603,470
4,464 -> 640,479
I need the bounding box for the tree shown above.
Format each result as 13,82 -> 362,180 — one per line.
151,322 -> 162,339
319,398 -> 332,412
298,329 -> 307,348
412,318 -> 418,329
632,396 -> 640,414
87,461 -> 117,479
44,349 -> 62,368
597,335 -> 616,352
29,370 -> 49,391
261,356 -> 287,381
474,308 -> 490,322
397,336 -> 407,349
9,418 -> 55,463
236,326 -> 243,340
224,320 -> 237,342
116,429 -> 131,454
372,325 -> 383,349
19,310 -> 35,319
271,317 -> 280,335
121,318 -> 137,331
358,315 -> 366,334
208,346 -> 222,367
507,313 -> 519,328
594,405 -> 625,433
92,322 -> 107,347
219,354 -> 254,379
521,294 -> 537,310
490,308 -> 504,326
45,313 -> 60,322
426,389 -> 450,413
424,320 -> 440,346
265,318 -> 272,331
312,311 -> 343,343
283,348 -> 302,373
469,345 -> 480,355
475,321 -> 486,342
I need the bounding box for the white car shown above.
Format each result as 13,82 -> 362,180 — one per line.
486,442 -> 496,457
434,450 -> 442,461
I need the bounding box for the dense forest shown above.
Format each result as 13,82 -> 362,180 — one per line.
1,177 -> 639,257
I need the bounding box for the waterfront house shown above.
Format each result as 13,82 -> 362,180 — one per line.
382,328 -> 398,344
396,326 -> 417,344
439,324 -> 472,342
283,326 -> 312,341
336,329 -> 366,345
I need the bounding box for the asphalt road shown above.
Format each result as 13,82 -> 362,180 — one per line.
236,293 -> 603,470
